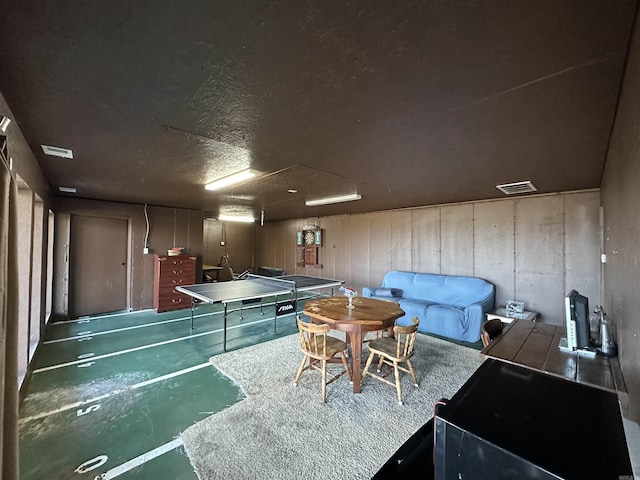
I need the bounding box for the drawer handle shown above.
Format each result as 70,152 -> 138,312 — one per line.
172,260 -> 184,265
172,270 -> 184,275
172,279 -> 184,284
171,298 -> 183,304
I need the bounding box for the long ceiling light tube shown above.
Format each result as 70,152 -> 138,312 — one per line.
305,193 -> 362,207
205,169 -> 256,191
218,214 -> 255,223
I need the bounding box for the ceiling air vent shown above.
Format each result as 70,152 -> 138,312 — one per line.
41,144 -> 73,159
496,180 -> 537,195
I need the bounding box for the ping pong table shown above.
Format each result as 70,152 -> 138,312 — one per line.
176,274 -> 344,351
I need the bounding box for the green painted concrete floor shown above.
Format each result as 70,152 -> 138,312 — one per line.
19,295 -> 307,480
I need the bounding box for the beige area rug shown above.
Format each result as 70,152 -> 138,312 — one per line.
181,333 -> 481,480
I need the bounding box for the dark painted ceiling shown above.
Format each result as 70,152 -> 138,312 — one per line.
0,1 -> 636,221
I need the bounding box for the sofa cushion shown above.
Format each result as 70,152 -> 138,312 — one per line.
396,299 -> 429,327
381,271 -> 424,298
422,304 -> 466,338
435,276 -> 494,308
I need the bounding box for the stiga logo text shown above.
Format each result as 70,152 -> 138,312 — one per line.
275,300 -> 296,316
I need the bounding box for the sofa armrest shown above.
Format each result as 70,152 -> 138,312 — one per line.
363,287 -> 403,298
362,287 -> 376,298
463,303 -> 485,341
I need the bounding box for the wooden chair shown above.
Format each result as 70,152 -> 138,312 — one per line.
216,255 -> 234,282
294,316 -> 352,402
363,328 -> 389,344
481,318 -> 504,347
361,317 -> 419,405
362,301 -> 399,344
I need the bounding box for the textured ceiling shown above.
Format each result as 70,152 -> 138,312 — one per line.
0,1 -> 636,221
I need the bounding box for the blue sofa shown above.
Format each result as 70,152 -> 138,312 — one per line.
362,271 -> 495,342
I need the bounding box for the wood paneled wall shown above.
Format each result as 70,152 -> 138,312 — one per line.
257,190 -> 601,324
52,198 -> 204,317
601,10 -> 640,423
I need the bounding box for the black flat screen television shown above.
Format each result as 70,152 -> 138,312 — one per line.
564,289 -> 590,350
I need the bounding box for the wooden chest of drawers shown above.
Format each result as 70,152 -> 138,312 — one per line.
153,254 -> 196,313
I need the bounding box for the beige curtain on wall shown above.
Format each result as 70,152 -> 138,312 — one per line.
0,136 -> 19,480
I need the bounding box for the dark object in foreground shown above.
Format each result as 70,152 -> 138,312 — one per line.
375,359 -> 632,480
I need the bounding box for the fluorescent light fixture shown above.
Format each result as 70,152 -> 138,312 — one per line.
59,186 -> 77,193
305,193 -> 362,207
205,169 -> 257,191
218,214 -> 255,223
0,116 -> 11,133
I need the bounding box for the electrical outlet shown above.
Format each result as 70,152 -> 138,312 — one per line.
143,247 -> 149,255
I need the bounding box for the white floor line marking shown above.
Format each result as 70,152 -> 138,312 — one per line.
96,438 -> 184,480
43,297 -> 287,344
43,313 -> 219,344
20,363 -> 211,423
33,314 -> 288,373
51,309 -> 155,325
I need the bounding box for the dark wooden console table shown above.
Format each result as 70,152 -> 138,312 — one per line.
480,319 -> 628,413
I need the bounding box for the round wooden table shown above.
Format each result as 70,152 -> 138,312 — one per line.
302,296 -> 405,393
